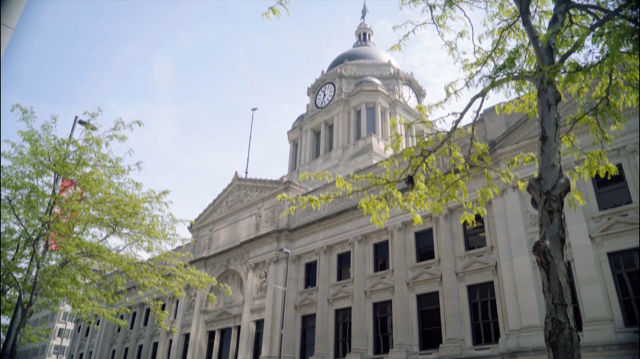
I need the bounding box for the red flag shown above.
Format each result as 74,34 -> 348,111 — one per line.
45,179 -> 84,250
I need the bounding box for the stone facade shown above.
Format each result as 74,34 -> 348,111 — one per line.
16,303 -> 75,359
69,21 -> 639,359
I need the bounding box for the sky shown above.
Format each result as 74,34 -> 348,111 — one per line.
1,0 -> 504,239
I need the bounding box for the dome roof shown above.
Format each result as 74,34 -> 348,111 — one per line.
292,113 -> 305,127
327,46 -> 400,73
354,77 -> 383,87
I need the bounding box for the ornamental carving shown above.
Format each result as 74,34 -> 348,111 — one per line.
527,213 -> 539,229
254,270 -> 268,296
262,204 -> 282,230
186,289 -> 197,313
206,270 -> 244,309
213,188 -> 268,217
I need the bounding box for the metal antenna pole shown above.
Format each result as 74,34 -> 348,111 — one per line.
245,108 -> 258,178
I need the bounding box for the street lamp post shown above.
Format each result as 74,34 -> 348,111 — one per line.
276,248 -> 291,359
0,116 -> 96,359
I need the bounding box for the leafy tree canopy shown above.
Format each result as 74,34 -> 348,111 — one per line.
1,105 -> 219,352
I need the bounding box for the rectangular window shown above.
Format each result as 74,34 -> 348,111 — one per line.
64,328 -> 71,338
79,353 -> 84,359
167,340 -> 172,359
218,328 -> 233,359
78,324 -> 83,334
58,328 -> 64,338
161,303 -> 166,312
373,301 -> 393,355
111,349 -> 117,359
136,345 -> 143,359
314,131 -> 321,159
415,228 -> 435,262
417,292 -> 442,350
356,110 -> 362,140
129,312 -> 137,330
608,248 -> 639,327
566,262 -> 583,332
293,142 -> 299,171
253,320 -> 264,359
327,124 -> 334,152
334,308 -> 352,358
53,345 -> 60,355
85,324 -> 90,337
300,314 -> 316,359
337,252 -> 351,281
174,300 -> 179,319
60,346 -> 67,355
374,241 -> 389,272
234,327 -> 241,359
181,333 -> 190,359
206,331 -> 216,359
305,261 -> 317,289
464,215 -> 486,251
366,107 -> 375,135
61,311 -> 68,322
151,342 -> 159,359
122,347 -> 129,359
116,314 -> 123,332
88,352 -> 93,359
593,163 -> 633,211
468,282 -> 500,345
143,308 -> 151,327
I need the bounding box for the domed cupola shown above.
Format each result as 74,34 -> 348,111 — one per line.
326,20 -> 400,73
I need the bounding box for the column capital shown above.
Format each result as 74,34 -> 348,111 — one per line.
315,246 -> 328,256
390,223 -> 404,233
349,235 -> 363,246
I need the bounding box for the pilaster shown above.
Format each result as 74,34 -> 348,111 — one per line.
385,109 -> 391,141
390,224 -> 412,359
168,298 -> 186,359
260,258 -> 281,359
283,255 -> 300,359
320,122 -> 326,156
375,102 -> 381,137
229,326 -> 240,359
347,236 -> 367,359
333,114 -> 340,150
186,290 -> 206,358
128,304 -> 144,358
311,246 -> 330,359
237,267 -> 255,359
350,108 -> 356,143
140,308 -> 156,359
437,212 -> 465,355
361,103 -> 368,136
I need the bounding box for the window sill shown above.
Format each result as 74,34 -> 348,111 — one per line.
331,278 -> 353,289
590,203 -> 638,222
458,245 -> 493,261
410,258 -> 439,271
368,269 -> 393,281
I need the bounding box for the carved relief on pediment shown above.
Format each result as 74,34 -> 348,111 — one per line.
213,187 -> 269,218
254,270 -> 268,297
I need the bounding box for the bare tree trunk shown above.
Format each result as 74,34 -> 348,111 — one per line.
528,75 -> 581,358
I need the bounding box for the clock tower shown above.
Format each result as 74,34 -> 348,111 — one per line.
286,20 -> 427,188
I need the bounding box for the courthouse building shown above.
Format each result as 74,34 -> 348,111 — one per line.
69,20 -> 639,359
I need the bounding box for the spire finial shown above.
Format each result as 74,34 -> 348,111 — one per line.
360,0 -> 369,22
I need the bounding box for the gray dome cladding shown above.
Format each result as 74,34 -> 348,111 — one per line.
327,47 -> 399,72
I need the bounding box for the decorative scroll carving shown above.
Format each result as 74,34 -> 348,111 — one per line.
213,188 -> 268,217
254,270 -> 268,296
186,289 -> 197,314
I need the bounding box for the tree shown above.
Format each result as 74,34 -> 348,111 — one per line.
1,105 -> 220,359
265,0 -> 638,357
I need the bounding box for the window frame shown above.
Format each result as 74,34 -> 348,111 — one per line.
415,228 -> 435,263
252,320 -> 264,359
417,292 -> 442,350
305,261 -> 317,289
468,282 -> 500,346
608,248 -> 639,327
373,241 -> 390,273
463,215 -> 487,251
300,314 -> 316,359
592,163 -> 633,211
334,308 -> 352,359
372,300 -> 393,355
337,252 -> 351,282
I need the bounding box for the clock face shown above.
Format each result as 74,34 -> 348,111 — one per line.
402,84 -> 419,109
315,82 -> 335,109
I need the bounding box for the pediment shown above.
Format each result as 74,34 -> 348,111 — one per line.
364,278 -> 394,296
590,216 -> 639,240
407,267 -> 442,287
327,286 -> 353,303
295,293 -> 318,308
456,256 -> 497,276
194,172 -> 285,224
204,307 -> 240,322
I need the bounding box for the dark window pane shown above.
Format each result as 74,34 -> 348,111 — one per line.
608,248 -> 639,327
136,345 -> 144,359
300,315 -> 316,359
338,252 -> 351,281
417,292 -> 442,350
592,164 -> 633,211
415,229 -> 435,262
356,111 -> 362,140
129,312 -> 137,330
305,261 -> 317,289
373,301 -> 393,354
218,328 -> 232,359
151,342 -> 159,359
464,216 -> 487,251
566,262 -> 583,331
181,333 -> 190,359
335,308 -> 352,358
143,308 -> 151,327
253,320 -> 264,359
374,241 -> 389,273
468,282 -> 500,345
366,107 -> 375,135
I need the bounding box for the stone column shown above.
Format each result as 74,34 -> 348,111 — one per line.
503,189 -> 542,329
168,298 -> 186,359
410,124 -> 416,147
491,193 -> 522,350
156,298 -> 171,359
296,137 -> 302,170
282,256 -> 300,359
361,103 -> 368,137
301,131 -> 309,165
139,309 -> 157,359
289,143 -> 295,172
311,246 -> 330,359
390,225 -> 412,358
89,317 -> 105,359
333,115 -> 339,151
350,108 -> 356,143
112,315 -> 128,359
375,102 -> 381,137
260,258 -> 280,359
186,290 -> 206,358
128,305 -> 144,358
438,212 -> 465,355
346,237 -> 367,359
320,122 -> 326,156
212,329 -> 222,359
237,268 -> 255,359
80,320 -> 95,358
69,321 -> 82,359
565,200 -> 616,343
385,110 -> 391,141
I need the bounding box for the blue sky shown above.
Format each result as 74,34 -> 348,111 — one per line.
1,0 -> 501,238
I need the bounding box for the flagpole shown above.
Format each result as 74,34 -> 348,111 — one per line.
245,108 -> 258,178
